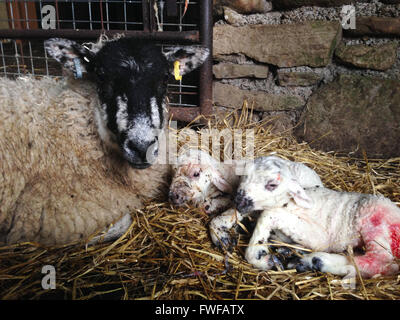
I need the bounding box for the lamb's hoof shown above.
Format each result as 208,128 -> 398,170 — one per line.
295,262 -> 312,273
215,235 -> 237,252
257,249 -> 268,260
270,255 -> 284,271
257,250 -> 284,270
290,256 -> 324,273
310,257 -> 323,271
275,247 -> 293,257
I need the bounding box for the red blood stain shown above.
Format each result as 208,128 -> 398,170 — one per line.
370,211 -> 384,227
389,224 -> 400,258
355,253 -> 383,277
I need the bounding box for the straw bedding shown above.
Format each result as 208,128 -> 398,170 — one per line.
0,106 -> 399,300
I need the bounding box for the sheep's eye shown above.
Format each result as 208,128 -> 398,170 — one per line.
193,172 -> 200,178
265,181 -> 278,191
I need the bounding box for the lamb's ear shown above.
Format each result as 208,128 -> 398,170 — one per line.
163,46 -> 209,76
44,38 -> 95,77
287,179 -> 313,209
210,169 -> 233,194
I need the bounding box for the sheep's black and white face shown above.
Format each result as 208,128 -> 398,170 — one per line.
235,157 -> 313,212
235,159 -> 285,213
45,37 -> 209,169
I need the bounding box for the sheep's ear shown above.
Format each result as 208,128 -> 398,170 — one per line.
163,46 -> 209,76
44,38 -> 95,77
287,179 -> 313,209
211,170 -> 233,194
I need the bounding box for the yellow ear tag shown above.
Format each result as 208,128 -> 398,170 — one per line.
174,61 -> 182,81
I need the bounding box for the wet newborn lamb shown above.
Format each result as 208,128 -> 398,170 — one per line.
169,149 -> 239,215
169,152 -> 323,253
210,155 -> 324,250
169,149 -> 245,249
236,158 -> 400,278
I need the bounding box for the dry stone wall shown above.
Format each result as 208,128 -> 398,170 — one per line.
212,0 -> 400,158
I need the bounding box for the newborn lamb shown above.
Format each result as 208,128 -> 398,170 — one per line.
169,149 -> 239,215
169,152 -> 323,253
236,159 -> 400,278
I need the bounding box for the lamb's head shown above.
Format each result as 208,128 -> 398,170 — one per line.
234,156 -> 313,213
169,150 -> 233,206
45,37 -> 209,169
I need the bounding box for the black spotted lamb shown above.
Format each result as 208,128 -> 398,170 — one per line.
236,157 -> 400,278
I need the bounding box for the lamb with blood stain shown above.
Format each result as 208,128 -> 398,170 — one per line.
237,159 -> 400,278
290,194 -> 398,277
390,224 -> 400,258
353,203 -> 400,277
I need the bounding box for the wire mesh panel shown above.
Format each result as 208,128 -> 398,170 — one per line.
0,0 -> 209,120
0,38 -> 60,77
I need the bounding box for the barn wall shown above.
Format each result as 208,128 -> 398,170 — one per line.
212,0 -> 400,158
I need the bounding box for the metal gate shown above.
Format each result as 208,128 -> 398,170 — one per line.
0,0 -> 213,122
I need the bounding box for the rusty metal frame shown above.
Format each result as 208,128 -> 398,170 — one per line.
0,0 -> 213,123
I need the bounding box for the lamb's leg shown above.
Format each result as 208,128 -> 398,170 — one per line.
269,230 -> 300,256
245,210 -> 285,270
350,203 -> 400,277
203,195 -> 233,215
289,245 -> 398,278
209,208 -> 246,249
289,252 -> 355,276
354,246 -> 399,278
89,213 -> 132,245
353,228 -> 399,278
246,208 -> 319,271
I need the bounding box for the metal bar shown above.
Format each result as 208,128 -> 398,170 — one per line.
178,0 -> 182,32
0,29 -> 200,43
99,0 -> 104,30
28,40 -> 35,75
71,2 -> 76,29
9,2 -> 22,30
123,0 -> 127,31
23,1 -> 30,29
105,0 -> 110,30
55,0 -> 60,30
18,40 -> 26,74
198,0 -> 213,120
149,0 -> 156,32
43,40 -> 50,76
24,1 -> 38,29
0,41 -> 7,75
88,1 -> 93,30
142,0 -> 150,32
13,41 -> 21,74
169,106 -> 200,123
1,54 -> 55,59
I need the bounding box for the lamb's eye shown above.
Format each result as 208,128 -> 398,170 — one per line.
265,182 -> 278,191
193,172 -> 200,177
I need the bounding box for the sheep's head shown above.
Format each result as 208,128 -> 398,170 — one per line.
235,156 -> 313,213
45,37 -> 209,169
169,150 -> 233,207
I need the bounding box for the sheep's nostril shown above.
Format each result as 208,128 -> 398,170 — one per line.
169,191 -> 183,205
168,191 -> 176,202
234,190 -> 254,213
234,190 -> 245,207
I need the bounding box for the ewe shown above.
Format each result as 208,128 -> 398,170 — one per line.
0,36 -> 208,245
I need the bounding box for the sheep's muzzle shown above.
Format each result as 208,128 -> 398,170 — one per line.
234,189 -> 254,214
